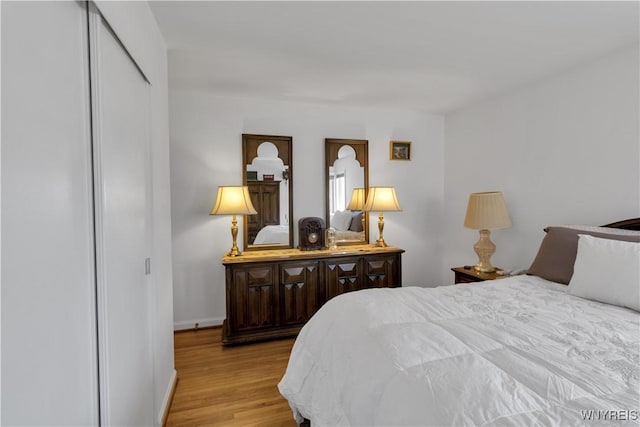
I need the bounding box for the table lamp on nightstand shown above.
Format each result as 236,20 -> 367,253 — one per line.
363,187 -> 402,247
464,191 -> 511,273
210,186 -> 257,257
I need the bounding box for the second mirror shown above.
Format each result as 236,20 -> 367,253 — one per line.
325,138 -> 369,245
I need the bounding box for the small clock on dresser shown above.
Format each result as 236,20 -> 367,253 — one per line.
298,217 -> 326,251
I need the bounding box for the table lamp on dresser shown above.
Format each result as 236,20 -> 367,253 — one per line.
363,186 -> 402,247
210,186 -> 257,257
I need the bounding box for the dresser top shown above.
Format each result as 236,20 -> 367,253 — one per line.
222,244 -> 404,265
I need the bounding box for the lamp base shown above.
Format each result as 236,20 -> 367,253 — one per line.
474,264 -> 496,273
375,238 -> 388,247
376,212 -> 387,247
227,214 -> 242,257
473,229 -> 496,273
226,248 -> 241,257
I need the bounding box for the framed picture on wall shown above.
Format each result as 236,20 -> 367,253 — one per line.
390,141 -> 412,161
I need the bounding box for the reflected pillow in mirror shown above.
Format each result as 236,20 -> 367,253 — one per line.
349,212 -> 363,232
332,210 -> 353,231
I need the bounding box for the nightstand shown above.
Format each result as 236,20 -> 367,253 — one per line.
451,266 -> 504,284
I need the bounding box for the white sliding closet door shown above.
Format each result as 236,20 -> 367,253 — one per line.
89,6 -> 154,426
1,2 -> 98,425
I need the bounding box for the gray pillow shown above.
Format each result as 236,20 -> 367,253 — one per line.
349,212 -> 363,232
528,226 -> 640,284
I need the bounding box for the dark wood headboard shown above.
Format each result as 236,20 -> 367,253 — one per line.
602,218 -> 640,231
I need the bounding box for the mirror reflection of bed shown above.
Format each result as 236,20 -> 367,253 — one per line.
253,224 -> 289,245
325,138 -> 369,245
242,134 -> 293,250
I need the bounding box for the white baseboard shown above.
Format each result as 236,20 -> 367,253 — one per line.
158,369 -> 177,426
173,317 -> 224,331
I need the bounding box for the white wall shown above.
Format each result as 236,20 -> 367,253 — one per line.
169,92 -> 445,329
95,2 -> 176,423
443,46 -> 640,280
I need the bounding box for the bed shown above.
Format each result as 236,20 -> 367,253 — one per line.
253,224 -> 289,245
278,219 -> 640,426
329,210 -> 366,243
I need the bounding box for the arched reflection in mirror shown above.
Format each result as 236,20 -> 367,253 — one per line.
325,139 -> 369,245
242,134 -> 293,251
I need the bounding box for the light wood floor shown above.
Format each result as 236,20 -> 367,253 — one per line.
167,328 -> 298,427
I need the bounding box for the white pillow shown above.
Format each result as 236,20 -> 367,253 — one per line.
568,234 -> 640,312
331,210 -> 352,231
561,224 -> 640,237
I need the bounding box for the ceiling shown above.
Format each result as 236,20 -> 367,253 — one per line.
150,1 -> 639,114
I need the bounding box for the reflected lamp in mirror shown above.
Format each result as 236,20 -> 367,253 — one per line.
347,187 -> 366,210
210,186 -> 257,257
363,187 -> 402,247
463,191 -> 512,273
347,188 -> 366,238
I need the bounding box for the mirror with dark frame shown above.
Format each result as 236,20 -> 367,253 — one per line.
242,134 -> 293,251
325,138 -> 369,245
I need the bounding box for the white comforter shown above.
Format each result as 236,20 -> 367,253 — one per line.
278,276 -> 640,426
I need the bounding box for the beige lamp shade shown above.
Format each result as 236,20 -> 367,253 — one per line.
464,191 -> 511,230
363,187 -> 402,212
346,188 -> 366,211
210,186 -> 257,216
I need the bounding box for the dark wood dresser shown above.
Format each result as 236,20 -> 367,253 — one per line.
222,245 -> 404,345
